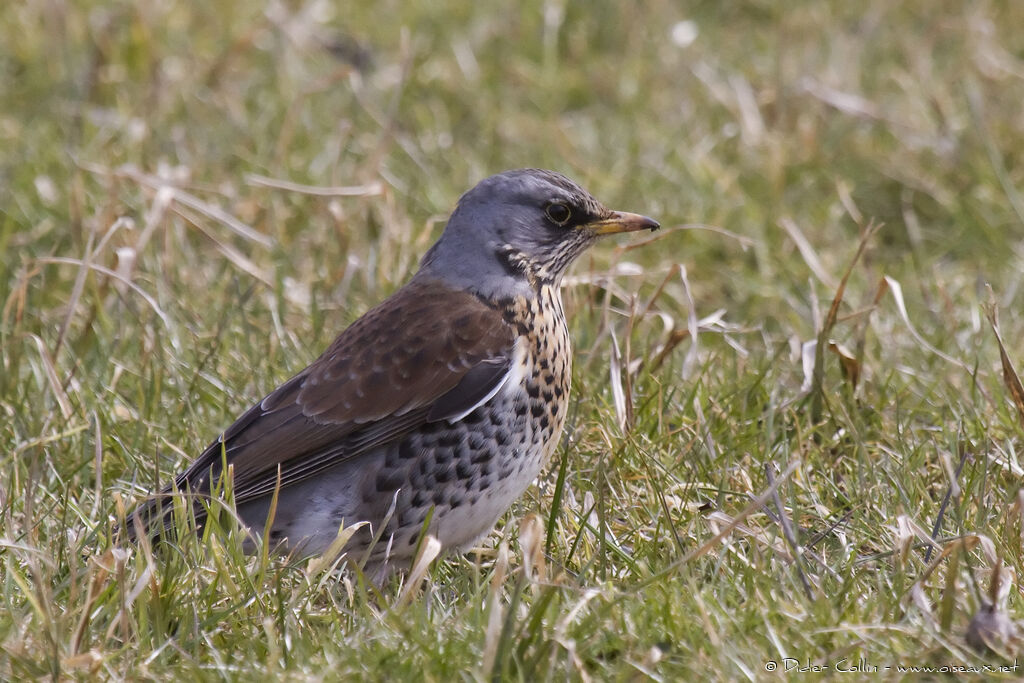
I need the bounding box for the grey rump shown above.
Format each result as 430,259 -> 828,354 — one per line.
128,168 -> 659,577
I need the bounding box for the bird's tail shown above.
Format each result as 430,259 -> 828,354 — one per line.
119,484 -> 212,546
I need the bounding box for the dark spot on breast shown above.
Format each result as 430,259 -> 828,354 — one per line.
539,415 -> 549,429
526,383 -> 540,398
444,448 -> 462,466
551,403 -> 559,416
456,460 -> 474,480
398,440 -> 418,460
531,404 -> 545,418
434,462 -> 454,483
438,431 -> 462,448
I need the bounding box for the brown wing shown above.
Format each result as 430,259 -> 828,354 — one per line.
129,276 -> 515,535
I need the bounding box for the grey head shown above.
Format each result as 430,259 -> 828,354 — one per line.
418,169 -> 659,299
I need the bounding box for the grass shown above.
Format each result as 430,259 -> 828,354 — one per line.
3,0 -> 1024,679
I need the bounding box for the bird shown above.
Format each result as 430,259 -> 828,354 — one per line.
126,168 -> 659,578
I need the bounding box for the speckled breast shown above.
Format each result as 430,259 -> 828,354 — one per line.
503,283 -> 572,468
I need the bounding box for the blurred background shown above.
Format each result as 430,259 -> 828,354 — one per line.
5,1 -> 1023,326
3,0 -> 1024,677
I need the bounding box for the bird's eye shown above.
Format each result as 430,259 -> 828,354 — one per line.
545,202 -> 572,225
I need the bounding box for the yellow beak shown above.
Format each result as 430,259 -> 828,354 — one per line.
584,211 -> 660,235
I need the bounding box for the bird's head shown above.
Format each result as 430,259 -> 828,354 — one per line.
420,169 -> 659,296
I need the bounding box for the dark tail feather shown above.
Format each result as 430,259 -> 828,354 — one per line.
119,487 -> 209,546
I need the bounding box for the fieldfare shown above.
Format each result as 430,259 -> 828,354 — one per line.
128,168 -> 658,575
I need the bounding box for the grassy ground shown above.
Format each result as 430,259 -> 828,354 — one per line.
3,0 -> 1024,679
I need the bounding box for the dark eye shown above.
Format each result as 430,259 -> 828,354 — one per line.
545,202 -> 572,225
